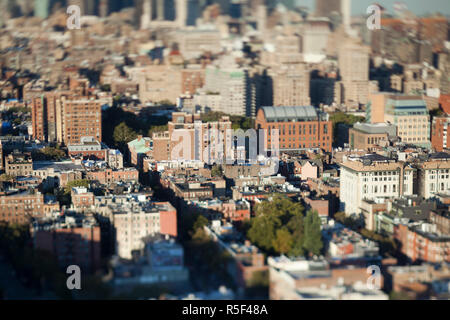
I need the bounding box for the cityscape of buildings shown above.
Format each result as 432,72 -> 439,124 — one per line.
0,0 -> 449,302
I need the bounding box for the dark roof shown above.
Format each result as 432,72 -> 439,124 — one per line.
429,152 -> 450,160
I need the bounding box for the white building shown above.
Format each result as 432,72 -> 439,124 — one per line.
339,154 -> 415,216
417,153 -> 450,199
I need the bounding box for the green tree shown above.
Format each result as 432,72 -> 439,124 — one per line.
113,122 -> 137,148
272,228 -> 293,254
247,213 -> 279,252
247,195 -> 304,254
33,146 -> 67,161
0,174 -> 14,181
64,179 -> 90,195
193,215 -> 208,232
303,210 -> 323,256
148,124 -> 168,137
211,164 -> 223,177
287,214 -> 305,257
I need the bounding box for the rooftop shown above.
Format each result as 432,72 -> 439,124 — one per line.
261,106 -> 319,122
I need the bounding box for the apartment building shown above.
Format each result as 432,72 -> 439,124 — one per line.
416,152 -> 450,199
385,95 -> 430,147
255,106 -> 333,153
95,196 -> 177,259
61,97 -> 102,144
268,256 -> 387,300
152,112 -> 233,163
335,39 -> 372,107
203,65 -> 252,116
431,116 -> 450,152
32,214 -> 101,273
339,154 -> 415,216
395,222 -> 450,263
4,152 -> 33,177
272,63 -> 310,107
349,123 -> 397,151
0,191 -> 45,224
71,187 -> 95,212
85,168 -> 139,185
366,93 -> 430,147
32,94 -> 102,144
68,136 -> 107,160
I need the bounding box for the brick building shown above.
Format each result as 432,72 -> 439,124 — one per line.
152,112 -> 233,162
68,136 -> 107,160
431,116 -> 450,152
71,187 -> 95,212
0,191 -> 45,224
86,168 -> 139,185
395,223 -> 450,263
349,123 -> 397,151
32,94 -> 102,144
255,106 -> 333,153
32,214 -> 101,273
94,197 -> 177,259
4,152 -> 33,177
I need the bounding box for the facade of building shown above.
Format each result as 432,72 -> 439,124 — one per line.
431,116 -> 450,152
0,191 -> 45,224
32,94 -> 102,144
95,196 -> 177,259
32,214 -> 101,272
340,154 -> 415,216
5,152 -> 33,177
416,153 -> 450,199
152,112 -> 233,163
203,65 -> 253,116
86,168 -> 139,185
68,137 -> 107,160
384,95 -> 430,147
255,106 -> 333,153
395,222 -> 450,263
272,63 -> 310,107
349,123 -> 397,151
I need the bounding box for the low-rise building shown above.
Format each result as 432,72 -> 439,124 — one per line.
5,152 -> 33,177
0,190 -> 45,224
395,222 -> 450,263
71,187 -> 95,212
31,214 -> 101,273
95,196 -> 177,259
416,152 -> 450,199
268,256 -> 387,300
349,122 -> 397,151
113,236 -> 189,290
340,154 -> 415,216
86,167 -> 139,185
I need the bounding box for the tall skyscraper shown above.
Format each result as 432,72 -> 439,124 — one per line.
335,39 -> 372,107
272,63 -> 311,107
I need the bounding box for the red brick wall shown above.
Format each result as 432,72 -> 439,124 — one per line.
159,207 -> 177,237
